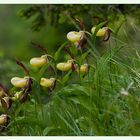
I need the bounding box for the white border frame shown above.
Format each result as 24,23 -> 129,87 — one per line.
0,1 -> 140,139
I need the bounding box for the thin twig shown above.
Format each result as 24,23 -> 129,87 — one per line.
16,59 -> 29,75
31,41 -> 48,54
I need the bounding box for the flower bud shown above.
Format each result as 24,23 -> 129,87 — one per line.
80,64 -> 89,73
67,31 -> 84,43
91,27 -> 108,37
56,61 -> 72,72
40,78 -> 56,88
14,91 -> 22,99
1,97 -> 12,110
0,114 -> 9,126
11,97 -> 16,102
11,77 -> 27,88
30,55 -> 47,67
11,91 -> 22,101
77,64 -> 89,74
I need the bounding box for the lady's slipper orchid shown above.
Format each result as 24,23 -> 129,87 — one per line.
67,31 -> 84,43
56,61 -> 72,72
77,64 -> 89,73
91,27 -> 108,37
1,97 -> 12,110
30,55 -> 48,67
80,64 -> 89,73
40,78 -> 56,88
11,77 -> 28,88
0,114 -> 9,126
0,115 -> 5,125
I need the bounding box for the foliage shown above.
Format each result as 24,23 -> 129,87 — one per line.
0,5 -> 140,136
19,5 -> 140,31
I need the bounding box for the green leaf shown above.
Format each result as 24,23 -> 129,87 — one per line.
69,96 -> 98,115
56,111 -> 79,135
43,126 -> 55,136
57,84 -> 90,96
62,71 -> 72,84
37,64 -> 49,81
54,42 -> 68,61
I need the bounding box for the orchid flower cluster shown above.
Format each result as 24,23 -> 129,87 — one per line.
0,23 -> 110,130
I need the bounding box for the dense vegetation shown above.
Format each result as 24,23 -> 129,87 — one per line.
0,4 -> 140,136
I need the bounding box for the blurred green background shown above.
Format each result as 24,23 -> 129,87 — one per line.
0,5 -> 67,86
